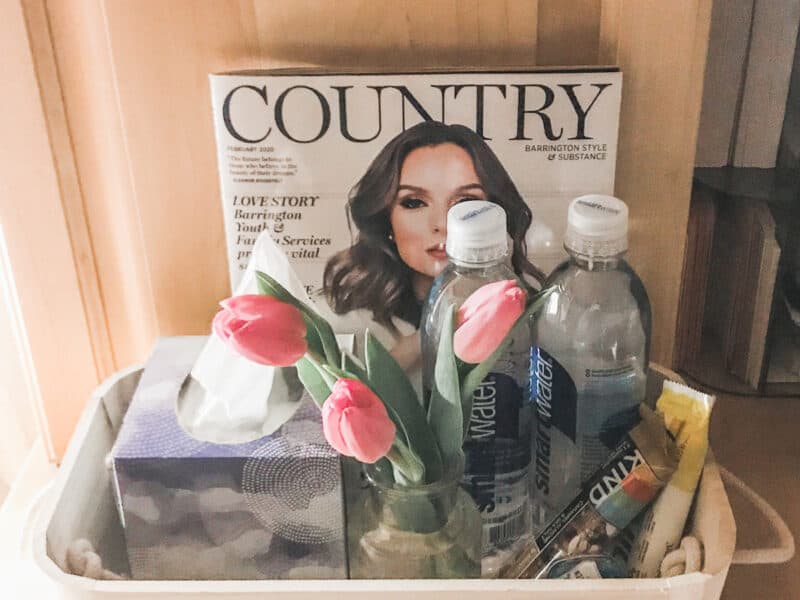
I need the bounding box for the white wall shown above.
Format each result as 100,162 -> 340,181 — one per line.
0,226 -> 38,503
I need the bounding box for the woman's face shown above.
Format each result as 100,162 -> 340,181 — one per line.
389,143 -> 487,298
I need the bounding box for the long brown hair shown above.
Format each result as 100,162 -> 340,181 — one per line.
324,121 -> 544,331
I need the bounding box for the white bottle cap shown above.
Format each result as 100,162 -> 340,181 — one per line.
564,194 -> 628,258
445,201 -> 508,264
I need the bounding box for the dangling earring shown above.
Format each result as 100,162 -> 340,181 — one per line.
388,231 -> 394,242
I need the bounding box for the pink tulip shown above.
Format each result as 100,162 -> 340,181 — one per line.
321,379 -> 396,463
453,279 -> 526,363
212,294 -> 307,367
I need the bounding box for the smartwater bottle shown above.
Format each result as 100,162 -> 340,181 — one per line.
421,201 -> 532,572
530,195 -> 651,531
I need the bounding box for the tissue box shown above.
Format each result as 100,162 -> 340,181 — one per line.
110,336 -> 347,580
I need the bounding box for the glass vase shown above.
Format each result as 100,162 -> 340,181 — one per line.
351,455 -> 482,579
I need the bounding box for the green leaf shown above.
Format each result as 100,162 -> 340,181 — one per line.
383,400 -> 414,463
385,439 -> 425,485
375,457 -> 395,484
427,306 -> 463,462
256,271 -> 324,356
255,270 -> 341,366
364,330 -> 443,482
302,314 -> 325,358
528,284 -> 555,314
295,356 -> 332,408
341,351 -> 369,382
311,319 -> 342,371
321,363 -> 350,382
304,352 -> 337,389
255,269 -> 299,304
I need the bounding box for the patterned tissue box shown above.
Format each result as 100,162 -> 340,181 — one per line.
110,336 -> 347,580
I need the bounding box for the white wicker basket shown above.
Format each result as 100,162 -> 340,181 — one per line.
24,363 -> 792,599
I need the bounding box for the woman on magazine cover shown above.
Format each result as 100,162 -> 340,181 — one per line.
323,121 -> 544,370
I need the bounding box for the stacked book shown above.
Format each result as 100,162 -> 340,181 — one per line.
681,172 -> 782,389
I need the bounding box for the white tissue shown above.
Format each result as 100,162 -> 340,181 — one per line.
178,231 -> 313,443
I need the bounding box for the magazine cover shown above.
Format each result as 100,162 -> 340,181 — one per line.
209,68 -> 621,328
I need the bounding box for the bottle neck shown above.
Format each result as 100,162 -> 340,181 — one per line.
568,251 -> 624,271
449,253 -> 509,272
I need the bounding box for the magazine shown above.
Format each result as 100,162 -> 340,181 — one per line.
209,68 -> 622,307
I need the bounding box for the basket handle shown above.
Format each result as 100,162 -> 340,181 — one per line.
719,465 -> 795,565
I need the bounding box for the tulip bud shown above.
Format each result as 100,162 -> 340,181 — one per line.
321,378 -> 396,464
453,279 -> 526,364
213,294 -> 307,367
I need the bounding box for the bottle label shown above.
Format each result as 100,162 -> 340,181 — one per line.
530,347 -> 577,499
577,365 -> 640,481
530,347 -> 642,526
463,371 -> 531,551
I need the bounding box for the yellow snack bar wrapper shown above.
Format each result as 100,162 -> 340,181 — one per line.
628,380 -> 715,578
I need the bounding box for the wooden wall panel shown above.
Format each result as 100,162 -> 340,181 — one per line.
91,2 -> 238,335
245,1 -> 540,68
35,0 -> 711,401
606,0 -> 713,365
598,0 -> 621,65
45,0 -> 159,370
22,0 -> 115,377
537,0 -> 602,66
1,0 -> 100,460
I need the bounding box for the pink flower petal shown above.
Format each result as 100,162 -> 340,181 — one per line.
321,379 -> 395,463
456,279 -> 518,326
334,378 -> 377,409
212,309 -> 238,342
214,294 -> 307,366
221,294 -> 281,319
339,405 -> 396,463
322,397 -> 352,457
228,316 -> 306,366
454,282 -> 526,363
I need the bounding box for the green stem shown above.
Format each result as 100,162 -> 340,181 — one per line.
303,350 -> 337,389
305,348 -> 326,365
385,440 -> 425,485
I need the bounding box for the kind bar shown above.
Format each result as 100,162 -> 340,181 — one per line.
503,406 -> 678,579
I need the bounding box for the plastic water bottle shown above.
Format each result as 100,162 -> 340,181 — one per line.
530,195 -> 651,531
421,201 -> 532,569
